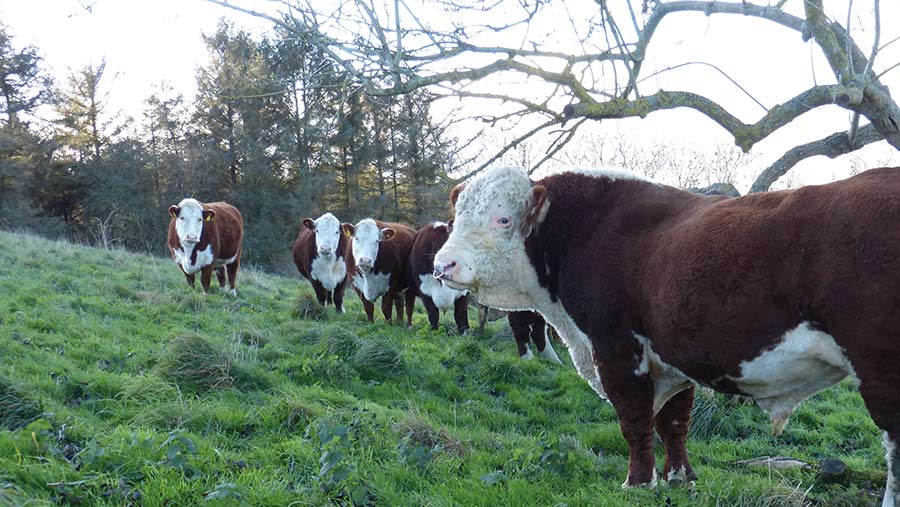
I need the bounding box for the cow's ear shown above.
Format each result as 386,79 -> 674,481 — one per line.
203,209 -> 216,222
447,219 -> 454,231
520,185 -> 549,237
302,218 -> 316,230
341,222 -> 355,238
168,205 -> 180,219
449,184 -> 465,211
380,228 -> 396,241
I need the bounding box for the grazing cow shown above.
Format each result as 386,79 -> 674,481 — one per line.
167,198 -> 243,295
434,165 -> 900,505
343,218 -> 416,326
409,222 -> 470,334
292,212 -> 349,313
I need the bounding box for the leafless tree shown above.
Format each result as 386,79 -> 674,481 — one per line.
206,0 -> 900,192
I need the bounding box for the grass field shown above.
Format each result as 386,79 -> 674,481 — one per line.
0,230 -> 888,506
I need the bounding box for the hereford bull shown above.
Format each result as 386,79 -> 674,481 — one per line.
409,222 -> 470,334
292,212 -> 348,313
343,218 -> 416,326
433,165 -> 900,505
167,198 -> 243,295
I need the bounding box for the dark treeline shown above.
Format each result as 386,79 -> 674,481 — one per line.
0,21 -> 460,270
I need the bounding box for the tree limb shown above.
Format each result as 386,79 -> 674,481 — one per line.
750,123 -> 883,193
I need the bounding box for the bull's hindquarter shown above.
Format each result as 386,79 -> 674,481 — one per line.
539,171 -> 900,488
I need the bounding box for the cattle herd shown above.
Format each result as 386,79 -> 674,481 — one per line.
167,165 -> 900,507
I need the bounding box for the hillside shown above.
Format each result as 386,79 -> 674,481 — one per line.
0,230 -> 887,506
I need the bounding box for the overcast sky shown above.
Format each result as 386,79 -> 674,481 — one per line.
2,0 -> 899,192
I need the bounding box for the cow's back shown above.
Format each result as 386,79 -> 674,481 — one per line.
410,223 -> 451,277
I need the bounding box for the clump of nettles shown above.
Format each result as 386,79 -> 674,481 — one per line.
153,334 -> 232,392
292,293 -> 328,320
0,375 -> 43,430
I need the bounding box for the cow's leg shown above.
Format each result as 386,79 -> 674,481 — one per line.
422,296 -> 440,330
215,267 -> 226,288
655,386 -> 697,485
598,334 -> 657,488
184,272 -> 196,288
355,288 -> 374,322
507,311 -> 533,359
477,304 -> 488,336
311,281 -> 328,306
404,290 -> 415,327
453,295 -> 470,334
225,258 -> 239,296
393,294 -> 404,326
381,292 -> 394,323
326,290 -> 333,306
333,280 -> 347,314
200,265 -> 214,293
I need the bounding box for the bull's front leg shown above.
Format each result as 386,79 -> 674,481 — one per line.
184,272 -> 196,288
596,332 -> 657,488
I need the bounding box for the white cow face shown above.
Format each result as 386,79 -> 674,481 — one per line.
433,166 -> 549,307
169,198 -> 215,246
342,218 -> 396,274
304,212 -> 341,258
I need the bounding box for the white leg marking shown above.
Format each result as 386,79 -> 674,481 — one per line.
520,344 -> 533,360
622,467 -> 657,489
885,433 -> 898,507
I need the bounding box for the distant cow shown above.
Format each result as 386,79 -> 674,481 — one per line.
292,212 -> 348,313
434,165 -> 900,505
470,296 -> 561,363
167,198 -> 243,295
343,218 -> 416,326
409,222 -> 470,334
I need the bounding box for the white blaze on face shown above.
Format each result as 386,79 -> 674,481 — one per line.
313,212 -> 341,257
351,219 -> 384,272
435,166 -> 536,304
175,198 -> 206,245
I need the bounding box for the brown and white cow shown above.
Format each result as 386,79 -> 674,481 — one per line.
434,165 -> 900,505
409,222 -> 471,334
343,218 -> 416,326
292,212 -> 348,313
167,198 -> 243,295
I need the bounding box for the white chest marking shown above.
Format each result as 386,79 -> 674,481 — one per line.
173,244 -> 214,275
353,271 -> 391,302
311,255 -> 347,291
418,273 -> 465,310
214,255 -> 236,267
729,321 -> 855,435
632,333 -> 693,415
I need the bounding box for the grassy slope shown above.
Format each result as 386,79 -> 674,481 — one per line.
0,230 -> 886,507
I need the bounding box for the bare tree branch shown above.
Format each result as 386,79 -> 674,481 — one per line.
750,123 -> 883,193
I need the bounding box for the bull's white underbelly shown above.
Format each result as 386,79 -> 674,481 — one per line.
728,321 -> 854,434
311,255 -> 347,291
353,271 -> 390,301
418,274 -> 466,310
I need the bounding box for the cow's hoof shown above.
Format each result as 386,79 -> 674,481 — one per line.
621,469 -> 658,489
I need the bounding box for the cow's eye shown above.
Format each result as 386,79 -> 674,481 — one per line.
497,216 -> 511,228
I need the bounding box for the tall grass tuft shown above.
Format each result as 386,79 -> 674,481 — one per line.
292,293 -> 329,320
0,375 -> 42,430
324,328 -> 362,359
351,339 -> 403,379
153,334 -> 233,392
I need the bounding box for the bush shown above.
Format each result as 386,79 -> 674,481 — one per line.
153,334 -> 232,392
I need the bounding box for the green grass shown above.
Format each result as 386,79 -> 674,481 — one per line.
0,230 -> 886,506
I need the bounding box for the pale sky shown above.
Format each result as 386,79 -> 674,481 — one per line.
2,0 -> 899,193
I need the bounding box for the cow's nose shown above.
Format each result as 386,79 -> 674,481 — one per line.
359,257 -> 373,267
318,246 -> 331,254
433,261 -> 457,279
